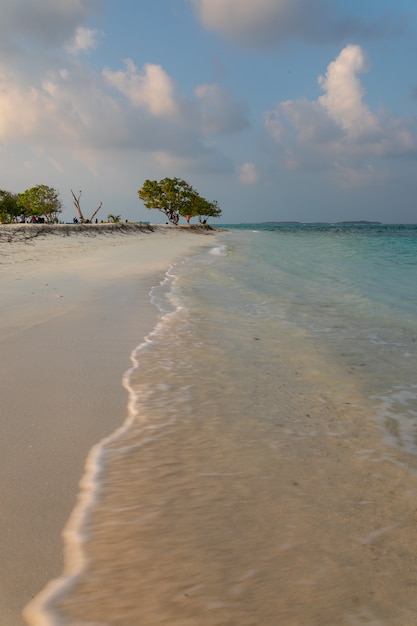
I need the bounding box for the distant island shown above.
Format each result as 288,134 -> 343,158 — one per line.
335,221 -> 382,225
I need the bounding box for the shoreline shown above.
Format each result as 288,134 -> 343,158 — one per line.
0,225 -> 219,625
0,222 -> 216,238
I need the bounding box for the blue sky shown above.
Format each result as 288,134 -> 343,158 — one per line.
1,0 -> 417,224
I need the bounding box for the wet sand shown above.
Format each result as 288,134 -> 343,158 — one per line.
0,224 -> 216,625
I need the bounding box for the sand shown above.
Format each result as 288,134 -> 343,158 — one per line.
0,224 -> 218,626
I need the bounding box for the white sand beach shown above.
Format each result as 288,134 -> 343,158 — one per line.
0,224 -> 217,626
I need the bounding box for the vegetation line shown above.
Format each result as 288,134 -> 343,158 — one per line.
1,177 -> 222,226
0,222 -> 216,244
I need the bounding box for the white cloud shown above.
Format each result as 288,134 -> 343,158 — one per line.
277,99 -> 342,144
264,44 -> 417,186
0,53 -> 242,178
66,26 -> 99,55
238,162 -> 259,185
0,0 -> 249,181
0,64 -> 126,148
0,70 -> 72,142
318,45 -> 380,140
103,59 -> 249,136
190,0 -> 402,48
104,60 -> 178,117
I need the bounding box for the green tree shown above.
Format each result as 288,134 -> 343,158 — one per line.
186,196 -> 222,224
138,177 -> 197,224
17,185 -> 62,222
0,190 -> 19,223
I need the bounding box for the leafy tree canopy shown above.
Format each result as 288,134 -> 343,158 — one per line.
0,189 -> 19,223
138,177 -> 221,224
188,196 -> 222,224
17,185 -> 62,221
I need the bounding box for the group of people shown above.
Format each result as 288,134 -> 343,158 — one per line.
166,208 -> 180,224
15,214 -> 47,224
73,218 -> 99,224
166,209 -> 193,224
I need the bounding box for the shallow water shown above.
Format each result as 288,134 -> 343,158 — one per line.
25,225 -> 417,625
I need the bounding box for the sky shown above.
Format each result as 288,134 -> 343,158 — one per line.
1,0 -> 417,224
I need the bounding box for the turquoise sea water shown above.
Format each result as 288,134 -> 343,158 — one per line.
27,224 -> 417,625
215,223 -> 417,454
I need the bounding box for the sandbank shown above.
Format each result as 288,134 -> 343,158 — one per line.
0,224 -> 218,625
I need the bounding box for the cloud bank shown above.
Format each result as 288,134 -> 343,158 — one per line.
190,0 -> 404,48
0,1 -> 249,177
264,44 -> 417,186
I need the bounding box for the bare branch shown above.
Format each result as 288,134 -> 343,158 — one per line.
89,201 -> 103,223
71,190 -> 85,222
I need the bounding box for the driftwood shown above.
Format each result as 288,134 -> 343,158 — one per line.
71,190 -> 84,222
71,190 -> 103,223
89,201 -> 103,223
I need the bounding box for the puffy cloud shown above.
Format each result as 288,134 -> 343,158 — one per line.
66,26 -> 100,55
103,58 -> 249,135
190,0 -> 402,48
264,44 -> 417,186
0,1 -> 247,179
276,99 -> 342,144
0,69 -> 79,143
238,162 -> 259,185
0,60 -> 145,151
318,45 -> 380,140
103,60 -> 179,117
0,53 -> 242,176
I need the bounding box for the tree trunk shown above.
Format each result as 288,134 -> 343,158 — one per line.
71,190 -> 85,222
